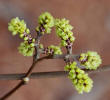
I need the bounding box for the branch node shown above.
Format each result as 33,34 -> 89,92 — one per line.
22,77 -> 30,84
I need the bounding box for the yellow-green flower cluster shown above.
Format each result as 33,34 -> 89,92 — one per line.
8,17 -> 30,36
79,51 -> 102,70
47,45 -> 62,55
18,41 -> 35,56
36,12 -> 54,34
65,62 -> 93,94
55,18 -> 75,46
8,17 -> 36,56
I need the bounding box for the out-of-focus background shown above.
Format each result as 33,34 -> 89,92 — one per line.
0,0 -> 110,100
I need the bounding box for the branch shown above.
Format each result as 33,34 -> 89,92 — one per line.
0,54 -> 102,100
0,30 -> 46,100
0,55 -> 50,100
0,65 -> 109,80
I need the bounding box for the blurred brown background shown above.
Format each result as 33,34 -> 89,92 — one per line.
0,0 -> 110,100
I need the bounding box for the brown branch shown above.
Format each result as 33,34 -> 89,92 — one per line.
0,29 -> 45,100
0,82 -> 24,100
25,55 -> 50,77
0,55 -> 50,100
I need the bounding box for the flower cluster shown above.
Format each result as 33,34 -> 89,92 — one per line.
36,12 -> 54,34
65,62 -> 93,94
8,17 -> 30,36
44,45 -> 62,55
18,41 -> 35,56
55,18 -> 75,47
79,51 -> 102,70
8,17 -> 35,56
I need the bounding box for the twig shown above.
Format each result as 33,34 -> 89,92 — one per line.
0,54 -> 75,99
0,29 -> 45,100
0,82 -> 24,100
0,55 -> 50,100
